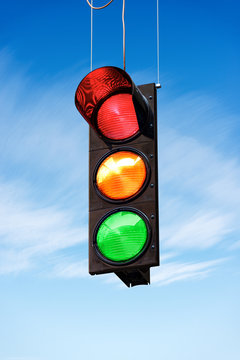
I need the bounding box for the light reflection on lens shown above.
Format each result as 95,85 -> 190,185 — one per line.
96,151 -> 147,200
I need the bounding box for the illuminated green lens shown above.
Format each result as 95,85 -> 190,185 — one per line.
96,211 -> 148,262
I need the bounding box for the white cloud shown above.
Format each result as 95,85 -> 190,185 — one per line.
51,259 -> 89,278
0,179 -> 88,274
0,51 -> 88,275
0,249 -> 31,275
102,256 -> 226,288
160,127 -> 240,203
164,211 -> 233,249
151,258 -> 226,286
159,126 -> 240,251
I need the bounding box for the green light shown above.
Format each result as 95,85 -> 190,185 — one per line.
96,210 -> 148,262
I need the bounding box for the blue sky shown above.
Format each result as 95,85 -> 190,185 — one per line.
0,0 -> 240,359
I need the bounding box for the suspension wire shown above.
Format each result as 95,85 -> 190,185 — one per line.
90,0 -> 93,71
156,0 -> 160,87
122,0 -> 125,70
87,0 -> 158,78
86,0 -> 126,72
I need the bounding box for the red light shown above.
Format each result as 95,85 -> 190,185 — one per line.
97,94 -> 139,140
75,67 -> 132,128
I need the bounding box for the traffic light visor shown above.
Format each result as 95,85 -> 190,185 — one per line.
95,210 -> 149,263
95,150 -> 148,201
75,66 -> 154,141
75,66 -> 132,129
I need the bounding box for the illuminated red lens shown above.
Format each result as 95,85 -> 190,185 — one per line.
75,67 -> 132,127
97,94 -> 139,140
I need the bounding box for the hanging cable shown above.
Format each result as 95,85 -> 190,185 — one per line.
86,0 -> 114,10
122,0 -> 125,70
90,0 -> 93,71
86,0 -> 125,71
156,0 -> 161,87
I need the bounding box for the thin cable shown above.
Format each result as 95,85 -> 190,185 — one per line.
86,0 -> 125,72
86,0 -> 114,10
122,0 -> 125,70
156,0 -> 160,86
90,0 -> 93,71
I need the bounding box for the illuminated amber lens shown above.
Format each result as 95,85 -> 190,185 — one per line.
96,151 -> 147,200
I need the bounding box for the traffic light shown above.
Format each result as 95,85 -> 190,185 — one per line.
75,66 -> 159,287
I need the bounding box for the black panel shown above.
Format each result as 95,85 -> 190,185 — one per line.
88,83 -> 159,286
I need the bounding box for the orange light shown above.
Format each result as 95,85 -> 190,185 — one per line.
96,151 -> 147,200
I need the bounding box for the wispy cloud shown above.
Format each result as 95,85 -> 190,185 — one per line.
102,256 -> 226,288
164,211 -> 233,249
0,49 -> 88,275
51,258 -> 88,278
151,258 -> 227,286
159,126 -> 240,252
0,178 -> 87,275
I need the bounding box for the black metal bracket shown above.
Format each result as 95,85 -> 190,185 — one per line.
115,268 -> 150,287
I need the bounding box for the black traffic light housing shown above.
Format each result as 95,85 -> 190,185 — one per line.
75,67 -> 159,287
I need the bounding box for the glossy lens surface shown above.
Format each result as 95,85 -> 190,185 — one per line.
96,151 -> 147,200
75,67 -> 132,126
97,93 -> 139,140
96,211 -> 148,262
